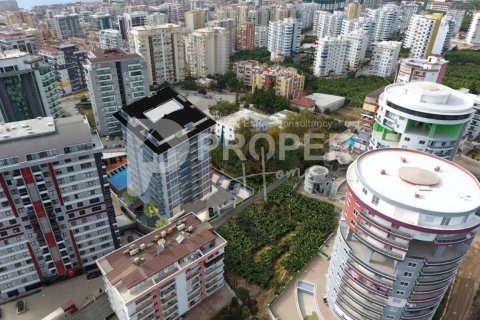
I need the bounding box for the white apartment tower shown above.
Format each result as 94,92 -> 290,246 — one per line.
446,9 -> 466,35
313,36 -> 350,76
367,5 -> 399,42
369,41 -> 402,77
97,213 -> 226,320
316,10 -> 344,38
399,2 -> 421,32
255,25 -> 269,47
432,15 -> 455,55
185,27 -> 229,78
267,18 -> 302,60
326,147 -> 480,320
129,24 -> 186,86
0,116 -> 120,300
345,30 -> 369,69
99,29 -> 122,50
404,14 -> 437,59
466,12 -> 480,45
84,49 -> 150,136
370,82 -> 474,159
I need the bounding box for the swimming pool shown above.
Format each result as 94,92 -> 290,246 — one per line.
108,166 -> 128,190
344,136 -> 357,147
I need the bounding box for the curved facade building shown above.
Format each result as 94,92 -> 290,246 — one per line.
326,148 -> 480,320
370,82 -> 474,160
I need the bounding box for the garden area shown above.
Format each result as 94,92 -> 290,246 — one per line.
443,49 -> 480,93
217,179 -> 337,290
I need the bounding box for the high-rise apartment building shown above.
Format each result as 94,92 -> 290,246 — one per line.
431,14 -> 454,55
146,13 -> 168,26
129,24 -> 185,86
53,13 -> 83,40
99,29 -> 122,50
345,29 -> 369,69
466,12 -> 480,45
237,23 -> 255,51
465,93 -> 480,140
0,30 -> 37,54
185,10 -> 205,31
367,5 -> 399,42
404,13 -> 449,59
185,27 -> 229,78
39,43 -> 87,94
370,81 -> 474,159
114,87 -> 215,218
369,41 -> 402,77
446,9 -> 465,35
207,19 -> 236,56
0,115 -> 120,301
97,213 -> 226,320
119,12 -> 147,40
395,56 -> 449,84
248,8 -> 271,26
326,147 -> 480,320
267,18 -> 302,60
315,10 -> 344,38
90,13 -> 114,31
84,49 -> 149,136
313,36 -> 350,76
399,2 -> 421,32
296,2 -> 319,30
5,11 -> 36,28
255,25 -> 268,47
0,51 -> 62,123
345,2 -> 361,20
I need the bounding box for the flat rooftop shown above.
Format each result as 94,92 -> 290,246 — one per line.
0,116 -> 98,161
305,93 -> 345,106
87,49 -> 142,64
351,148 -> 480,214
114,86 -> 216,155
384,82 -> 474,115
97,214 -> 225,291
217,109 -> 269,128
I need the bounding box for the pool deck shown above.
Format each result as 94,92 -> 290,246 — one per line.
106,157 -> 127,173
271,233 -> 337,320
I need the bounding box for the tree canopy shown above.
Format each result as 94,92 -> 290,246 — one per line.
208,100 -> 240,119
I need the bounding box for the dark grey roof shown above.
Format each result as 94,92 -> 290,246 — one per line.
114,86 -> 216,155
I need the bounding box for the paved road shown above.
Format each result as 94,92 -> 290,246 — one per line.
70,292 -> 114,320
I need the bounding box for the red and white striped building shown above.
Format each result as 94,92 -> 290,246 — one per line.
0,116 -> 119,300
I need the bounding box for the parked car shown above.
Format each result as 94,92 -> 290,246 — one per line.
86,270 -> 101,280
208,207 -> 215,218
228,180 -> 236,191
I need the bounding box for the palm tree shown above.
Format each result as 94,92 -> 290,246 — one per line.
123,192 -> 138,208
144,202 -> 159,226
155,218 -> 169,229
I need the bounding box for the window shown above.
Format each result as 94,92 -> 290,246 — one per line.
408,262 -> 417,268
404,272 -> 413,277
441,217 -> 451,226
404,137 -> 410,141
353,209 -> 359,217
395,291 -> 405,295
400,281 -> 409,286
419,140 -> 425,145
362,187 -> 367,195
372,195 -> 379,205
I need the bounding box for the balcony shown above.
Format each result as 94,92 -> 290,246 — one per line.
335,299 -> 362,320
353,233 -> 404,261
360,210 -> 412,239
416,272 -> 455,286
343,273 -> 390,299
357,220 -> 409,251
412,281 -> 450,294
421,263 -> 459,276
401,308 -> 435,319
346,260 -> 393,288
337,294 -> 381,320
342,278 -> 386,308
339,283 -> 384,314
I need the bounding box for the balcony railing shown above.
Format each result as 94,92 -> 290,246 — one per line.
357,220 -> 409,250
353,233 -> 404,261
339,284 -> 384,314
337,294 -> 381,320
341,277 -> 387,306
361,210 -> 413,239
346,260 -> 393,288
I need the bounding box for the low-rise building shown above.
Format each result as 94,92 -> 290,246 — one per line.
361,86 -> 385,127
252,65 -> 305,99
395,56 -> 449,84
232,60 -> 262,87
304,92 -> 345,113
215,109 -> 270,143
426,1 -> 451,12
97,213 -> 226,320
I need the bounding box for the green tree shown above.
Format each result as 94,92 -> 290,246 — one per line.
208,100 -> 240,119
86,110 -> 96,128
144,202 -> 159,225
123,192 -> 138,207
79,94 -> 88,102
469,81 -> 479,95
155,218 -> 169,229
